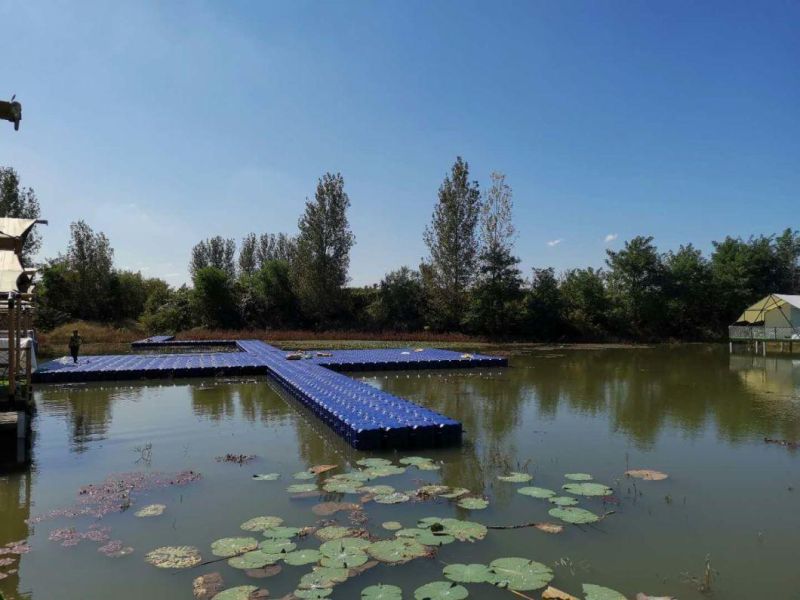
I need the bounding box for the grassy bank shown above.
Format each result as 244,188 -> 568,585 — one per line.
37,321 -> 649,359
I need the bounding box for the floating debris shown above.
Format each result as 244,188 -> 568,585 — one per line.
192,572 -> 224,599
542,585 -> 579,599
252,473 -> 280,481
625,469 -> 668,481
216,454 -> 256,465
98,540 -> 134,557
135,503 -> 166,517
312,502 -> 361,516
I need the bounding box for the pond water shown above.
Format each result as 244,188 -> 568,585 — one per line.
1,345 -> 799,599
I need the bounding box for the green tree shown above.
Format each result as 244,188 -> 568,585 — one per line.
369,267 -> 425,331
774,228 -> 800,293
239,260 -> 297,328
423,157 -> 481,329
65,220 -> 115,320
466,172 -> 522,336
142,285 -> 195,333
663,244 -> 713,338
189,236 -> 236,279
108,270 -> 148,321
191,266 -> 239,328
560,268 -> 610,339
606,236 -> 667,338
523,267 -> 565,340
292,172 -> 355,326
0,166 -> 42,265
257,233 -> 296,266
238,233 -> 258,276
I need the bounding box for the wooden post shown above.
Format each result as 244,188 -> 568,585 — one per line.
8,298 -> 15,398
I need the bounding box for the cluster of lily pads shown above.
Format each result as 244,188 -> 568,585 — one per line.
0,540 -> 29,581
137,457 -> 669,599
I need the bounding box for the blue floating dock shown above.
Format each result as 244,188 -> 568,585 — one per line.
33,340 -> 507,450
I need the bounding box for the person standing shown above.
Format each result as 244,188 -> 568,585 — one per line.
68,330 -> 82,364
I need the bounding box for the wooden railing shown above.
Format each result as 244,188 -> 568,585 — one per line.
729,326 -> 799,341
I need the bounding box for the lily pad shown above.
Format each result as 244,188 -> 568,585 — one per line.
437,518 -> 487,542
564,473 -> 593,481
357,458 -> 393,468
382,521 -> 403,531
245,565 -> 282,578
517,486 -> 556,499
398,456 -> 433,466
257,539 -> 296,554
457,497 -> 488,510
298,567 -> 349,589
367,538 -> 429,564
439,487 -> 470,499
361,485 -> 395,495
294,471 -> 316,480
417,485 -> 450,496
374,492 -> 410,504
193,572 -> 224,599
320,538 -> 370,568
583,584 -> 627,600
535,522 -> 564,534
241,516 -> 284,532
284,549 -> 322,566
145,545 -> 202,568
312,502 -> 361,516
211,585 -> 259,600
211,538 -> 259,558
261,526 -> 301,540
548,507 -> 600,524
366,465 -> 407,477
549,496 -> 579,506
252,473 -> 280,481
295,590 -> 333,599
443,563 -> 492,583
489,557 -> 554,591
415,462 -> 441,471
287,484 -> 318,494
562,482 -> 612,497
323,482 -> 364,494
316,526 -> 352,542
361,584 -> 403,600
625,469 -> 668,481
396,528 -> 454,546
228,550 -> 275,570
414,581 -> 468,599
135,503 -> 166,517
497,472 -> 532,483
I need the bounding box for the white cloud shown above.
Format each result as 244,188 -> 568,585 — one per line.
546,239 -> 563,247
604,233 -> 618,243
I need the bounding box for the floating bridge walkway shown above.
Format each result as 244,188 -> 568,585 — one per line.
33,338 -> 506,450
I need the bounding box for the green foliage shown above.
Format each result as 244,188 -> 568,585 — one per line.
523,268 -> 565,339
238,260 -> 298,328
0,166 -> 41,264
423,157 -> 481,329
560,268 -> 610,339
191,267 -> 239,328
190,236 -> 236,279
369,267 -> 425,331
292,172 -> 355,327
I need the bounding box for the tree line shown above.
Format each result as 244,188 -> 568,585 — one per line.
2,163 -> 798,341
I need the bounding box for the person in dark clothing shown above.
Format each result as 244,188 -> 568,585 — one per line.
68,330 -> 82,364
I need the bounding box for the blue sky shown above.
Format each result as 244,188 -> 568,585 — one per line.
1,0 -> 798,286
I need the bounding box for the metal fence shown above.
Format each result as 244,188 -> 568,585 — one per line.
728,326 -> 799,341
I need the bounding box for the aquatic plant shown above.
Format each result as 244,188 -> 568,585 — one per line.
497,472 -> 532,483
367,538 -> 429,564
145,545 -> 202,568
98,540 -> 134,557
361,584 -> 403,599
228,550 -> 275,570
582,583 -> 628,600
564,473 -> 593,481
488,557 -> 554,591
284,549 -> 322,566
414,581 -> 469,599
319,538 -> 370,568
374,492 -> 410,504
562,482 -> 612,497
240,516 -> 284,532
192,572 -> 224,599
210,537 -> 259,558
442,563 -> 492,583
625,469 -> 668,481
548,507 -> 600,524
381,521 -> 403,531
456,497 -> 488,510
312,502 -> 361,516
517,486 -> 555,499
135,503 -> 166,517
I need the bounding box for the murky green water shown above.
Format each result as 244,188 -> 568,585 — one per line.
1,346 -> 799,599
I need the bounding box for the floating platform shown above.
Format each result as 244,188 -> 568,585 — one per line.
33,340 -> 507,450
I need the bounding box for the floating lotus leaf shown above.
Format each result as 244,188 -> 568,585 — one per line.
457,497 -> 488,510
625,469 -> 668,481
361,584 -> 403,600
316,526 -> 351,541
374,492 -> 410,504
362,485 -> 395,495
416,462 -> 440,471
252,473 -> 280,481
294,589 -> 333,599
417,485 -> 450,496
228,550 -> 275,570
312,502 -> 361,516
298,567 -> 349,589
331,471 -> 372,482
320,539 -> 370,568
211,538 -> 259,558
439,487 -> 470,499
245,565 -> 282,578
414,581 -> 469,599
497,472 -> 532,483
398,456 -> 433,466
437,518 -> 487,542
562,483 -> 612,497
488,557 -> 554,591
367,538 -> 428,564
549,496 -> 579,506
323,482 -> 364,494
284,549 -> 322,566
381,521 -> 403,531
211,585 -> 266,600
241,516 -> 284,532
564,473 -> 593,481
395,528 -> 454,546
443,563 -> 492,583
193,572 -> 224,599
366,465 -> 407,477
535,522 -> 564,534
287,484 -> 318,494
145,545 -> 202,568
294,471 -> 316,480
542,586 -> 579,599
582,584 -> 628,600
357,458 -> 393,468
258,539 -> 296,554
548,507 -> 600,524
261,526 -> 301,540
517,486 -> 555,499
135,503 -> 165,517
